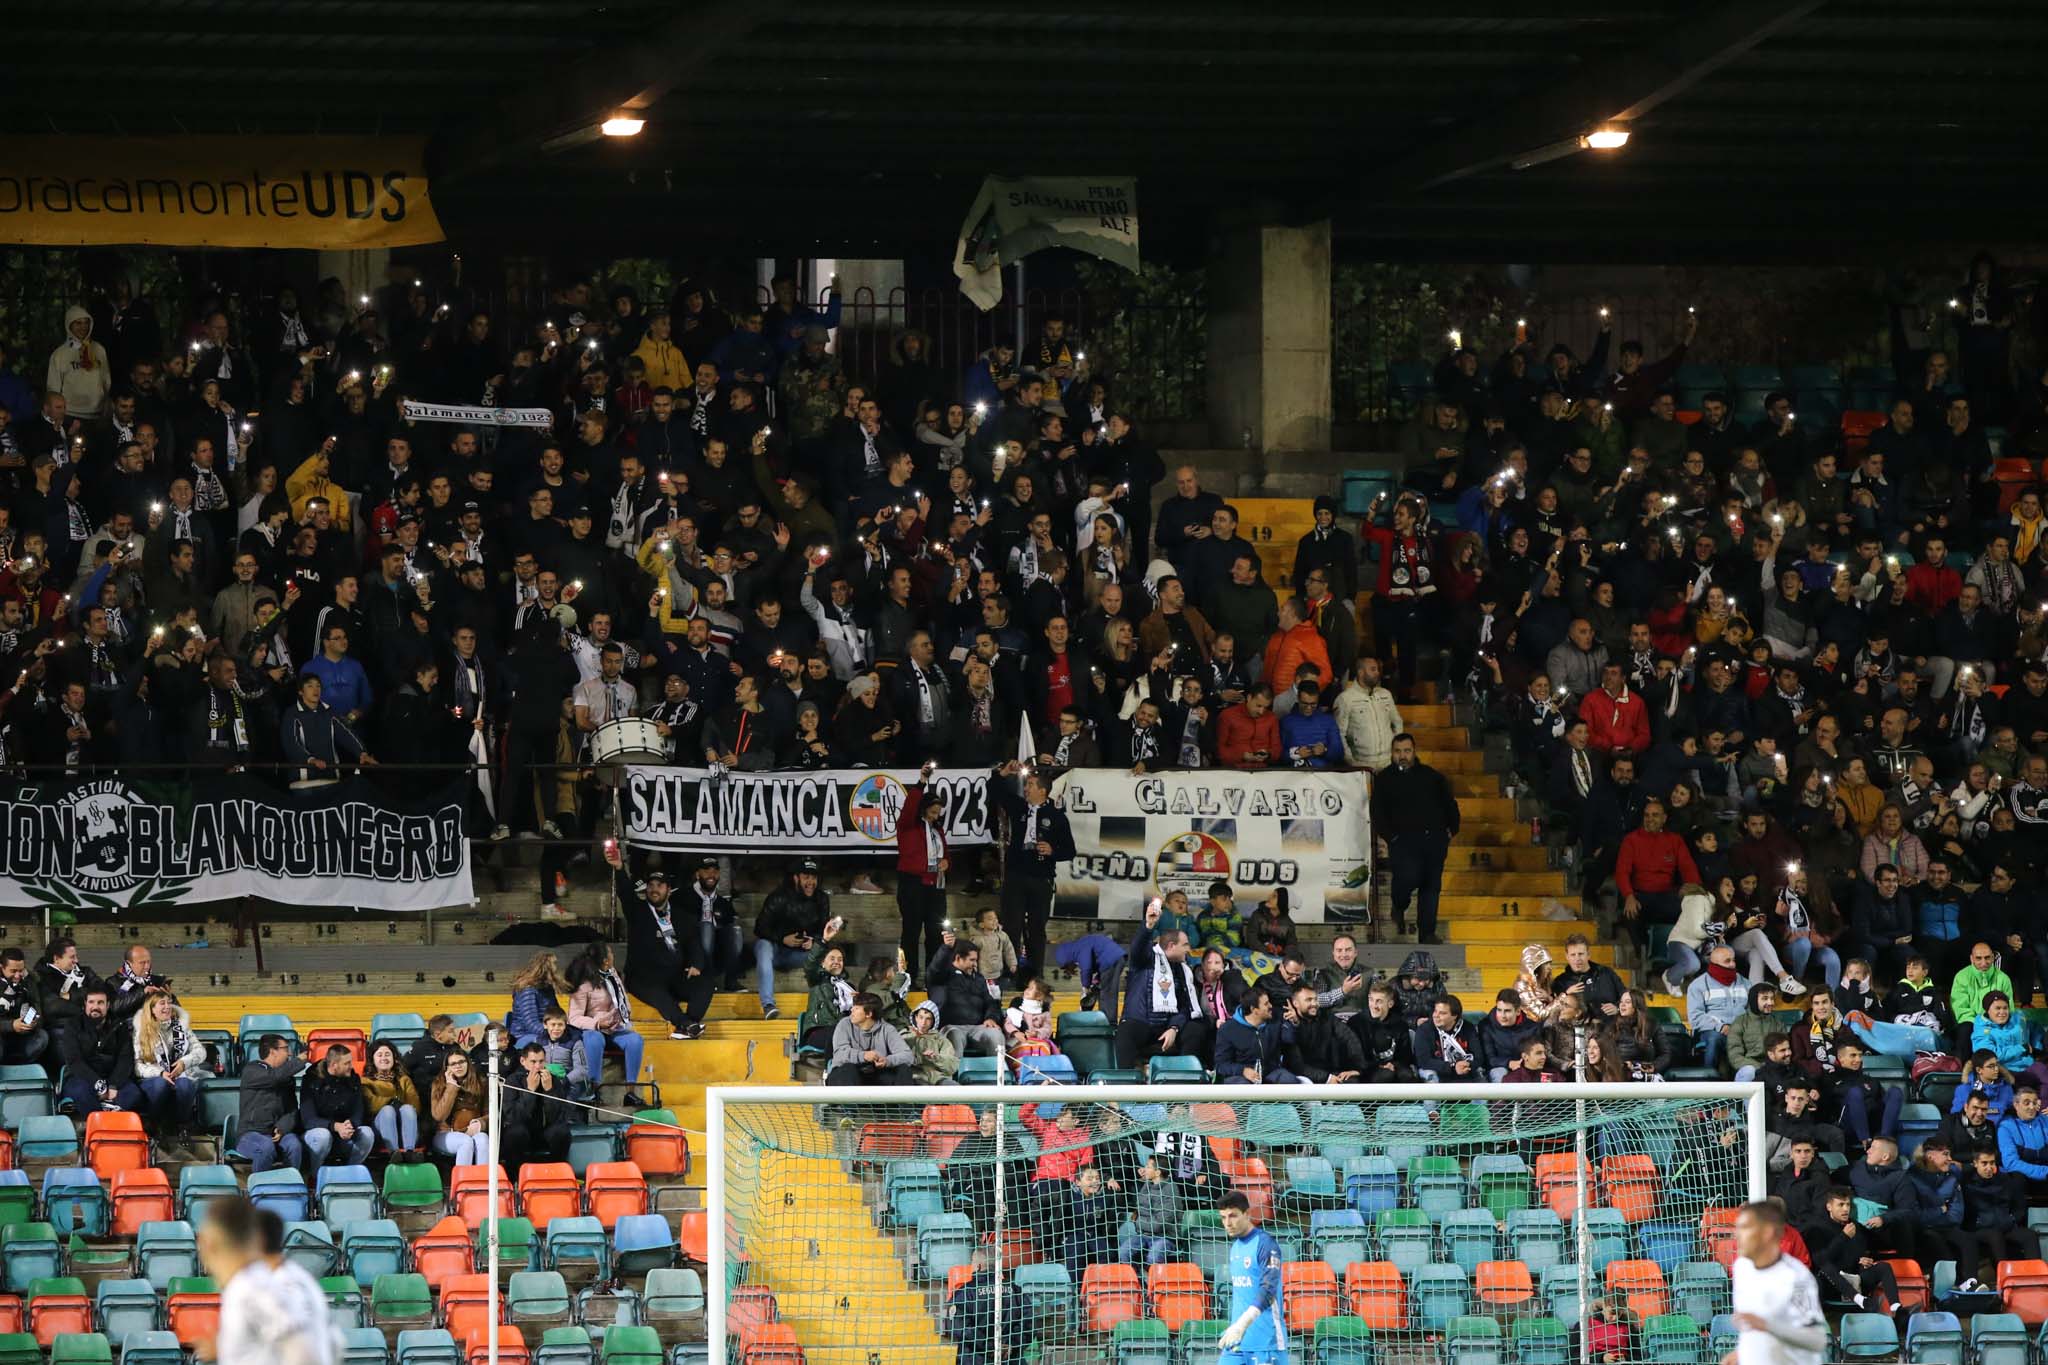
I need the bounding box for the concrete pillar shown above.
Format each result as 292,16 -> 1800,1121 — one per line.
1206,220 -> 1331,454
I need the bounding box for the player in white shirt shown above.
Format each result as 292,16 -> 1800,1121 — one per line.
1726,1201 -> 1826,1365
200,1196 -> 338,1365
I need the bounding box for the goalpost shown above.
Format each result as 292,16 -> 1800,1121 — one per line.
707,1082 -> 1765,1364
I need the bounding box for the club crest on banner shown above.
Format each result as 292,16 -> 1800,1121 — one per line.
848,773 -> 907,842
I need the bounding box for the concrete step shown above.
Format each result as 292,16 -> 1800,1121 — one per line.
1437,871 -> 1569,893
1441,847 -> 1554,871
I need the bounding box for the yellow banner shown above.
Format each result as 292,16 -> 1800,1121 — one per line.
0,136 -> 444,248
1232,496 -> 1319,590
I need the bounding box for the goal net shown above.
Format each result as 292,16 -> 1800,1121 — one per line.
707,1083 -> 1764,1365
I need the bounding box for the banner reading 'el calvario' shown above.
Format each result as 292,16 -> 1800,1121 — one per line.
0,774 -> 471,912
0,136 -> 444,248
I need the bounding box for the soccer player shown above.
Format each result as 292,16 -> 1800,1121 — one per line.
1217,1190 -> 1288,1364
200,1194 -> 337,1365
1726,1200 -> 1825,1365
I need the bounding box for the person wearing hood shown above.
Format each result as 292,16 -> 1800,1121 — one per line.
1685,945 -> 1752,1074
1514,944 -> 1562,1022
1292,496 -> 1359,605
1216,988 -> 1299,1084
906,1001 -> 959,1085
1334,655 -> 1401,770
631,310 -> 692,394
875,330 -> 940,441
1727,981 -> 1783,1082
1386,950 -> 1445,1028
46,306 -> 110,420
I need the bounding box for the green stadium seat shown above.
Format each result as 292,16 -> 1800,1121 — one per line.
1055,1012 -> 1116,1079
534,1326 -> 593,1365
477,1217 -> 538,1277
1315,1316 -> 1373,1365
567,1124 -> 622,1178
1448,1314 -> 1504,1365
1514,1315 -> 1570,1365
0,1335 -> 37,1365
381,1161 -> 445,1213
371,1273 -> 435,1333
1410,1156 -> 1464,1220
1110,1318 -> 1170,1365
321,1275 -> 366,1329
47,1335 -> 111,1365
598,1325 -> 660,1365
1145,1056 -> 1205,1085
1,1223 -> 60,1293
1471,1154 -> 1533,1218
0,1173 -> 29,1233
1642,1312 -> 1706,1363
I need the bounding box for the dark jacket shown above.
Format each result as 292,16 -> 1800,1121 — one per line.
1550,962 -> 1627,1018
239,1054 -> 309,1136
299,1066 -> 368,1132
989,775 -> 1076,878
32,960 -> 93,1037
619,877 -> 699,990
1476,1012 -> 1543,1076
1410,1019 -> 1481,1081
1285,1009 -> 1366,1083
1846,1158 -> 1922,1224
926,947 -> 1002,1028
1350,1010 -> 1416,1079
1215,1009 -> 1289,1083
60,1015 -> 136,1090
753,878 -> 831,946
1370,761 -> 1461,840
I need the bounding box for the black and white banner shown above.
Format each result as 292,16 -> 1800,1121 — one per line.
1050,769 -> 1373,922
0,775 -> 472,912
400,399 -> 554,430
621,766 -> 995,854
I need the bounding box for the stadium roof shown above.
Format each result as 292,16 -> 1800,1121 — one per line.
5,0 -> 2040,261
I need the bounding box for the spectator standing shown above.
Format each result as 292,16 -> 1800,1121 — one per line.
991,761 -> 1074,974
1334,656 -> 1401,770
1369,733 -> 1460,943
46,308 -> 110,420
606,849 -> 714,1040
1115,904 -> 1198,1068
894,768 -> 951,979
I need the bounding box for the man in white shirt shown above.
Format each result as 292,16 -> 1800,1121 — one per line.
1727,1201 -> 1825,1365
201,1195 -> 337,1365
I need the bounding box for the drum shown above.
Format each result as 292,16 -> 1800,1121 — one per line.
590,717 -> 666,784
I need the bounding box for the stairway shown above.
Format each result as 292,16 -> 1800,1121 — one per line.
1392,695 -> 1597,1000
738,1150 -> 957,1365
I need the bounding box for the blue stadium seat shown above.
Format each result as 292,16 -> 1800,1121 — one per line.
1972,1313 -> 2029,1365
1374,1209 -> 1434,1275
15,1116 -> 77,1165
1505,1209 -> 1564,1273
94,1278 -> 160,1343
915,1213 -> 975,1281
1905,1311 -> 1963,1365
1309,1211 -> 1367,1273
1280,1158 -> 1343,1215
1541,1264 -> 1584,1331
340,1327 -> 390,1365
1898,1103 -> 1941,1157
247,1168 -> 310,1223
613,1214 -> 677,1278
1344,1156 -> 1399,1216
1017,1055 -> 1077,1085
119,1332 -> 184,1365
1,1222 -> 60,1292
316,1166 -> 379,1226
884,1162 -> 946,1228
1672,1260 -> 1728,1324
42,1169 -> 107,1237
1413,1263 -> 1471,1330
1410,1156 -> 1465,1221
957,1056 -> 1003,1086
1837,1311 -> 1898,1360
283,1220 -> 340,1279
1373,1106 -> 1432,1169
342,1219 -> 407,1289
179,1166 -> 240,1222
506,1270 -> 573,1333
1441,1209 -> 1497,1275
1447,1314 -> 1503,1365
371,1015 -> 429,1050
0,1066 -> 54,1127
1013,1262 -> 1075,1337
395,1329 -> 462,1365
135,1221 -> 198,1291
541,1216 -> 609,1284
237,1014 -> 299,1066
1575,1210 -> 1628,1267
1636,1218 -> 1694,1275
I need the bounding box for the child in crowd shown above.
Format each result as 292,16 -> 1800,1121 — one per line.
539,1009 -> 591,1100
969,907 -> 1019,988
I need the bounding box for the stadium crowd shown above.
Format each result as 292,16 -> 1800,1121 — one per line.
4,266 -> 2048,1127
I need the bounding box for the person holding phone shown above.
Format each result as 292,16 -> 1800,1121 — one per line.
0,949 -> 49,1066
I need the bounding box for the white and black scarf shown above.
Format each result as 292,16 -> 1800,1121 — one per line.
1148,943 -> 1197,1017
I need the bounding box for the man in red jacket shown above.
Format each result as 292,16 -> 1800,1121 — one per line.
1215,685 -> 1279,769
1578,662 -> 1650,760
1615,797 -> 1700,952
893,766 -> 950,979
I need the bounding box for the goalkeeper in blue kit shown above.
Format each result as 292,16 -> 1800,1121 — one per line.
1217,1190 -> 1289,1365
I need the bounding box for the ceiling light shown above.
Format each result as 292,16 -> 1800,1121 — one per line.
1582,126 -> 1630,151
601,116 -> 645,138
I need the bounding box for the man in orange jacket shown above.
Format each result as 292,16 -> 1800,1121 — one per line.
1262,598 -> 1332,699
